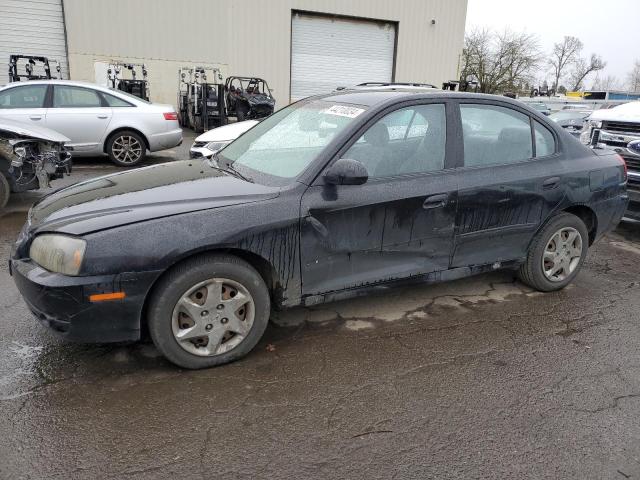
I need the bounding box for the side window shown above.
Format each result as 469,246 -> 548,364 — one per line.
53,86 -> 102,108
461,104 -> 533,167
102,93 -> 133,107
534,121 -> 555,157
343,104 -> 446,178
0,85 -> 47,109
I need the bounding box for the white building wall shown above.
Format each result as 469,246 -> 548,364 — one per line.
61,0 -> 468,107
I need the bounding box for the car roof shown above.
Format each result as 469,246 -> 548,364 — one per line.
313,89 -> 528,108
0,79 -> 137,97
1,79 -> 100,89
0,79 -> 149,105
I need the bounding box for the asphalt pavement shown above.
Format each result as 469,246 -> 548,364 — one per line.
2,131 -> 640,479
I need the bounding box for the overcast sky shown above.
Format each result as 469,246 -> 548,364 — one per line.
465,0 -> 639,87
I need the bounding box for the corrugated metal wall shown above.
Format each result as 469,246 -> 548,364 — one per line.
0,0 -> 69,85
61,0 -> 468,106
290,12 -> 396,100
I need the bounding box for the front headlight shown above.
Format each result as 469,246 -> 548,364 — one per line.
205,141 -> 229,153
29,234 -> 86,276
589,119 -> 602,129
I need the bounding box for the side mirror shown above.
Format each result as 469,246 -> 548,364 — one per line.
323,158 -> 368,186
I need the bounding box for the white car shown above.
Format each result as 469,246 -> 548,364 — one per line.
190,120 -> 259,159
0,80 -> 182,166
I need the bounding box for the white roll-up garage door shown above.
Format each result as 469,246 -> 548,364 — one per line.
290,12 -> 396,101
0,0 -> 69,85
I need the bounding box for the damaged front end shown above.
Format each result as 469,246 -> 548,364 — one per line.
0,120 -> 72,205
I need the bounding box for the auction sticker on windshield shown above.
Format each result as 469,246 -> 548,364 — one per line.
324,105 -> 365,118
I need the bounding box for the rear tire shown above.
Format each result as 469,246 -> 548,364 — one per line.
106,130 -> 146,167
518,212 -> 588,292
0,173 -> 9,209
147,254 -> 271,369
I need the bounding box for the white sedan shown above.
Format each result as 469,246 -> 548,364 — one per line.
190,120 -> 258,159
0,80 -> 182,166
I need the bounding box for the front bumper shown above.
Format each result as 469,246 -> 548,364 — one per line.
10,258 -> 160,343
626,187 -> 640,221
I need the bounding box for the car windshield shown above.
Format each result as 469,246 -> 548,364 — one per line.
219,99 -> 367,184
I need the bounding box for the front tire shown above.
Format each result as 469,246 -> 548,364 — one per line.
106,130 -> 146,167
518,212 -> 589,292
147,254 -> 271,369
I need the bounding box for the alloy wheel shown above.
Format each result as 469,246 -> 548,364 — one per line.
112,135 -> 143,164
171,278 -> 255,357
541,227 -> 583,282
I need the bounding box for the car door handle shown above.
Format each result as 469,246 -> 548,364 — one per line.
29,115 -> 42,121
97,114 -> 109,119
542,176 -> 561,189
305,215 -> 328,238
423,193 -> 448,209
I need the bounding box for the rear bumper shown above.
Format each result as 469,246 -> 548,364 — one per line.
592,192 -> 628,240
148,128 -> 183,152
10,258 -> 160,343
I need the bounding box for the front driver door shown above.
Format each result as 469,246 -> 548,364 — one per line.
300,102 -> 458,297
45,85 -> 112,152
0,84 -> 48,124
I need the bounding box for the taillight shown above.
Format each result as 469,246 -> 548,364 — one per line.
617,154 -> 627,181
163,112 -> 178,121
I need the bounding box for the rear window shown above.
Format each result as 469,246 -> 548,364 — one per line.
53,86 -> 101,108
460,104 -> 533,167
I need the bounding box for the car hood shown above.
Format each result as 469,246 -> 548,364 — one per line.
0,117 -> 70,143
28,160 -> 280,235
590,102 -> 640,123
195,120 -> 259,143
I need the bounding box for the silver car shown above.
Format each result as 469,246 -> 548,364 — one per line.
0,80 -> 182,166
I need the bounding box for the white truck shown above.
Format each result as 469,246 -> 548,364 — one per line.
581,102 -> 640,220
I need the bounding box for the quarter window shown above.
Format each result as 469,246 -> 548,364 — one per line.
53,86 -> 102,108
460,104 -> 533,167
102,93 -> 133,107
0,85 -> 47,109
343,104 -> 446,178
534,120 -> 555,157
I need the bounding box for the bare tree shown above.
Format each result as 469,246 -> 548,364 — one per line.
549,36 -> 583,91
461,28 -> 541,94
568,54 -> 606,91
627,60 -> 640,92
591,74 -> 621,91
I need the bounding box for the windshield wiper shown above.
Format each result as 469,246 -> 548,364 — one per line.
210,153 -> 253,183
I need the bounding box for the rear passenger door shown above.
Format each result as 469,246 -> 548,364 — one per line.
45,85 -> 112,152
452,101 -> 563,268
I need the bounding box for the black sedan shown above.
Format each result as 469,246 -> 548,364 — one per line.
10,90 -> 628,369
